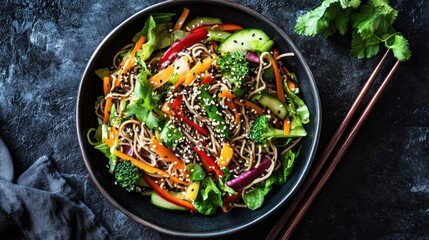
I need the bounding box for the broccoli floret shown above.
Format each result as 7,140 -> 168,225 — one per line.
217,51 -> 249,86
114,160 -> 140,192
249,115 -> 307,145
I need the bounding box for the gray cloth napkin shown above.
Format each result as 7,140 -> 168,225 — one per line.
0,156 -> 109,240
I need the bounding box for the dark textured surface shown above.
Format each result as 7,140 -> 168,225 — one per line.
0,0 -> 428,239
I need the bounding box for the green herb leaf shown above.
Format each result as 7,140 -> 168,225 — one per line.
351,31 -> 380,59
193,177 -> 223,215
295,0 -> 333,37
186,163 -> 206,181
385,34 -> 411,61
160,120 -> 183,148
296,0 -> 410,61
242,149 -> 299,210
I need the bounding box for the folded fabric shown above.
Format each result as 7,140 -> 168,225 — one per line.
0,156 -> 108,239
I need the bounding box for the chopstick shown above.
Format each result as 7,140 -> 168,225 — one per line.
267,49 -> 400,240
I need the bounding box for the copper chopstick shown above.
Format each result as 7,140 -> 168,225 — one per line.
267,49 -> 400,240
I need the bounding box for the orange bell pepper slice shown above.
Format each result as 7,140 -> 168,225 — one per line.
217,143 -> 234,168
114,150 -> 189,186
149,64 -> 175,89
149,137 -> 186,173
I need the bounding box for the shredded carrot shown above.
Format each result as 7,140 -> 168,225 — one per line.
233,99 -> 264,116
216,23 -> 243,32
114,36 -> 146,88
191,23 -> 243,33
103,97 -> 112,124
149,137 -> 186,173
281,65 -> 295,92
130,36 -> 145,57
161,101 -> 174,116
102,127 -> 118,148
271,55 -> 285,102
114,58 -> 135,87
109,127 -> 118,140
287,79 -> 296,92
103,76 -> 111,96
226,100 -> 240,125
218,89 -> 236,99
273,48 -> 279,59
283,116 -> 291,136
178,54 -> 217,86
280,65 -> 290,75
149,63 -> 175,89
217,143 -> 234,168
114,150 -> 190,186
173,8 -> 190,30
102,137 -> 113,147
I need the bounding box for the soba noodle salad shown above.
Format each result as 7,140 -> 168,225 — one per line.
87,9 -> 310,214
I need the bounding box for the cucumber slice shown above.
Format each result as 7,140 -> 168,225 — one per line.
150,192 -> 187,211
184,16 -> 222,30
251,92 -> 288,119
218,29 -> 274,54
207,29 -> 231,42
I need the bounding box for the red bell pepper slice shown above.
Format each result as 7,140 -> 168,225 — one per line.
159,28 -> 209,69
200,75 -> 214,85
193,146 -> 224,178
176,113 -> 208,136
173,95 -> 208,136
143,174 -> 196,211
191,23 -> 243,33
223,191 -> 242,206
173,94 -> 183,112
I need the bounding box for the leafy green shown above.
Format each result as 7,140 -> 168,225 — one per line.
385,34 -> 411,61
193,177 -> 223,215
295,0 -> 356,37
295,0 -> 411,61
87,126 -> 110,158
351,31 -> 380,58
125,104 -> 159,129
218,169 -> 237,195
217,51 -> 249,87
156,29 -> 188,50
232,88 -> 247,98
186,163 -> 206,181
218,178 -> 237,195
242,149 -> 299,210
199,85 -> 230,140
135,71 -> 158,111
159,120 -> 183,148
133,13 -> 175,42
134,13 -> 175,61
285,86 -> 310,124
124,69 -> 162,130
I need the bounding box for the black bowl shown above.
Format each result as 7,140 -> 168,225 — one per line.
76,0 -> 321,237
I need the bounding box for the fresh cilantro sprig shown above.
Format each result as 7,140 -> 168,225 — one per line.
295,0 -> 411,61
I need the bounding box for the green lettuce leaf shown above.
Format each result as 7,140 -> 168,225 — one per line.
193,177 -> 223,215
160,120 -> 183,148
242,149 -> 299,210
285,86 -> 310,124
186,163 -> 206,181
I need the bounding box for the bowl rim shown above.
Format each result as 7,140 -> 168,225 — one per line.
76,0 -> 322,237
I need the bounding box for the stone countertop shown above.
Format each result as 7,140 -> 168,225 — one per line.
1,0 -> 428,239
